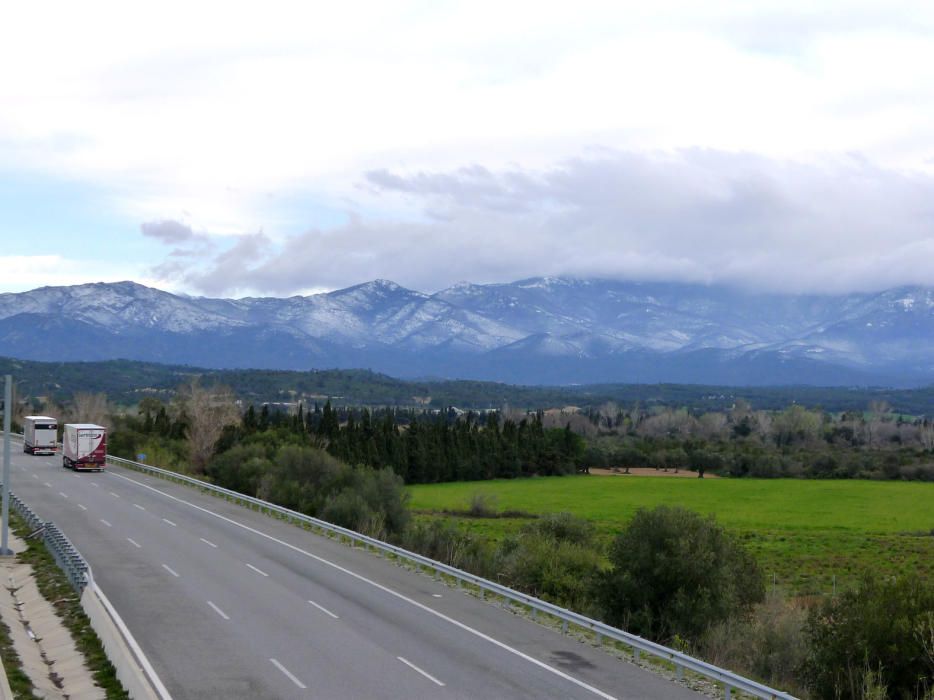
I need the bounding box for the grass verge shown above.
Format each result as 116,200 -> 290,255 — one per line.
11,512 -> 129,700
0,614 -> 36,699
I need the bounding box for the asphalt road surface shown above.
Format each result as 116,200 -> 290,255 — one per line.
8,449 -> 705,700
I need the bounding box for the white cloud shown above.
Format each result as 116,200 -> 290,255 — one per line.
158,150 -> 934,296
4,2 -> 934,295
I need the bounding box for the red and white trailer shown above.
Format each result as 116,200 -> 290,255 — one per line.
24,415 -> 58,455
62,423 -> 107,471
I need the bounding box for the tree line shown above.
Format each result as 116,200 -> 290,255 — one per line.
219,400 -> 586,484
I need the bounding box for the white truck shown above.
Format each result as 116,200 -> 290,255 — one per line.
23,415 -> 58,455
62,423 -> 107,471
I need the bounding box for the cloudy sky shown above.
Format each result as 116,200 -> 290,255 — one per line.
3,1 -> 934,297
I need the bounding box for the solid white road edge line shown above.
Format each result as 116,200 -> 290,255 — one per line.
398,656 -> 445,687
110,471 -> 618,700
91,581 -> 174,700
308,600 -> 339,619
161,564 -> 180,578
270,659 -> 307,689
207,601 -> 230,620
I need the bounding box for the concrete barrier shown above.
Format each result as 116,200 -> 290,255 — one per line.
81,578 -> 173,700
0,655 -> 13,700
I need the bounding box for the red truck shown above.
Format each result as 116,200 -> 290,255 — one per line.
62,423 -> 107,471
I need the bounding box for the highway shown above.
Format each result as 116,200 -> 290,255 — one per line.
8,449 -> 704,699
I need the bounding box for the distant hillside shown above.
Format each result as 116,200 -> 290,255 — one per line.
2,278 -> 934,385
3,356 -> 934,415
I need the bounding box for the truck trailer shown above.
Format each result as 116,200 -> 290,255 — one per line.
62,423 -> 107,471
24,416 -> 58,455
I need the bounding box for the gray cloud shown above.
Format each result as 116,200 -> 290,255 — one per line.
178,232 -> 273,296
162,149 -> 934,296
141,219 -> 202,244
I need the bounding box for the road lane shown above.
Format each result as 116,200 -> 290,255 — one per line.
9,450 -> 703,700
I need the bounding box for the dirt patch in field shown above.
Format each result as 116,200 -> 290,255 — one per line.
589,467 -> 720,478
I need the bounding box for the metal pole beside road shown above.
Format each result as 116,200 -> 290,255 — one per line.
1,374 -> 11,555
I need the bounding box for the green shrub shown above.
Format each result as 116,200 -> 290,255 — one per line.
500,534 -> 603,612
699,593 -> 807,695
521,512 -> 595,546
599,505 -> 764,643
802,574 -> 934,700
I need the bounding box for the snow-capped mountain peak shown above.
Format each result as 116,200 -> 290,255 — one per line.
1,277 -> 933,385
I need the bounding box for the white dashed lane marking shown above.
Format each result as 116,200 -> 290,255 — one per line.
308,600 -> 339,619
270,659 -> 306,689
397,657 -> 445,687
207,601 -> 230,620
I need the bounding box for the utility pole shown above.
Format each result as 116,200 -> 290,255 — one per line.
1,374 -> 11,555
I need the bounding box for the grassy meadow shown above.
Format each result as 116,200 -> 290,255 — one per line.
407,475 -> 934,593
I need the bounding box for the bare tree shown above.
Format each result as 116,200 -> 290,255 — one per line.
176,379 -> 240,474
597,401 -> 620,430
772,405 -> 821,446
70,392 -> 111,429
697,412 -> 728,441
638,408 -> 695,439
919,421 -> 934,451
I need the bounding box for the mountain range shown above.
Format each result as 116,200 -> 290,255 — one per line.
1,278 -> 933,386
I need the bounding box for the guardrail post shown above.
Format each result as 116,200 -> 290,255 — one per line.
596,632 -> 603,645
633,648 -> 640,661
675,664 -> 683,680
724,685 -> 731,700
562,620 -> 568,633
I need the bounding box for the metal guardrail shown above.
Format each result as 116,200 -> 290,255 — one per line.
5,471 -> 170,699
8,491 -> 89,592
107,453 -> 796,700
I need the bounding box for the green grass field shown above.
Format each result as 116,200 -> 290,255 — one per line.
407,476 -> 934,593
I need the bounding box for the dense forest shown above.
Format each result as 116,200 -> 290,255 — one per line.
7,355 -> 934,414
